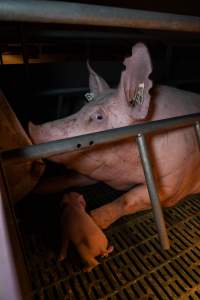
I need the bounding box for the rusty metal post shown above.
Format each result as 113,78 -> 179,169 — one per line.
137,133 -> 170,250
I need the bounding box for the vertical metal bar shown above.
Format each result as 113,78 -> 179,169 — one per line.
0,157 -> 31,299
0,51 -> 3,65
194,121 -> 200,150
165,45 -> 173,81
20,24 -> 30,88
56,95 -> 64,119
137,133 -> 170,250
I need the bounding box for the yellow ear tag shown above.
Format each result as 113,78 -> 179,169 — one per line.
131,83 -> 145,106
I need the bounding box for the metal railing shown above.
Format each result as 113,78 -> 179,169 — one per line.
2,113 -> 200,250
0,3 -> 200,300
0,1 -> 200,33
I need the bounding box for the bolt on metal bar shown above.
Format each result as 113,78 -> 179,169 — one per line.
0,1 -> 200,33
2,113 -> 200,164
137,134 -> 170,250
195,121 -> 200,150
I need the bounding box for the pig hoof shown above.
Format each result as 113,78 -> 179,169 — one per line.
58,254 -> 66,262
101,245 -> 114,257
107,245 -> 114,254
83,266 -> 93,273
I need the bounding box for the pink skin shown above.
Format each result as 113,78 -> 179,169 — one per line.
59,192 -> 113,272
29,43 -> 200,229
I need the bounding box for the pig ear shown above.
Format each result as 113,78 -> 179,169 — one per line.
118,43 -> 152,120
87,61 -> 110,96
28,121 -> 38,142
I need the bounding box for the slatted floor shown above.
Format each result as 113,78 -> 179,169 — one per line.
16,183 -> 200,299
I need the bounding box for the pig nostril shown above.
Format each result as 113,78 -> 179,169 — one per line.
77,143 -> 81,148
89,141 -> 94,146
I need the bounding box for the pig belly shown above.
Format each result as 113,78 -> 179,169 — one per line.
161,152 -> 200,207
65,139 -> 145,190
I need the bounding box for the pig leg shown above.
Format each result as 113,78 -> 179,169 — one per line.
33,172 -> 97,194
90,179 -> 177,229
83,258 -> 99,273
59,212 -> 70,261
100,245 -> 114,257
90,185 -> 154,229
78,244 -> 100,272
58,237 -> 69,261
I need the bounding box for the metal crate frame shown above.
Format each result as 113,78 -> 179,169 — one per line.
0,1 -> 200,299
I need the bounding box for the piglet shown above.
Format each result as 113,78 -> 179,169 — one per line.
58,192 -> 113,272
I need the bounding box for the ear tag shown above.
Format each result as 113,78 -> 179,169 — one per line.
131,83 -> 145,106
85,92 -> 95,102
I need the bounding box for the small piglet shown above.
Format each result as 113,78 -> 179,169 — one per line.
59,192 -> 113,272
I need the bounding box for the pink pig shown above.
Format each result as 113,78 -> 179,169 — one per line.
29,43 -> 200,230
59,192 -> 113,272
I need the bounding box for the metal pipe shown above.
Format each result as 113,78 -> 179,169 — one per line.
56,95 -> 64,119
137,134 -> 170,250
23,28 -> 200,42
2,113 -> 200,164
36,87 -> 88,97
195,121 -> 200,150
0,1 -> 200,33
0,158 -> 31,300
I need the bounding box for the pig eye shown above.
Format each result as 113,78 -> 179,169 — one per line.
96,114 -> 103,120
89,111 -> 105,122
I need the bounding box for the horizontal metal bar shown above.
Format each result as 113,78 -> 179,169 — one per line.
36,80 -> 200,98
23,28 -> 200,42
137,134 -> 170,250
2,113 -> 200,164
35,87 -> 88,97
0,1 -> 200,33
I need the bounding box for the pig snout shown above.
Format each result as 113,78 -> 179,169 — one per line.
28,120 -> 69,144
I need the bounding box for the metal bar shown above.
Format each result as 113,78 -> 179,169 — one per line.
164,45 -> 173,81
25,28 -> 200,42
2,113 -> 200,164
20,24 -> 31,90
0,52 -> 3,65
36,87 -> 88,97
195,121 -> 200,150
0,158 -> 31,300
0,1 -> 200,33
137,134 -> 170,250
56,95 -> 64,119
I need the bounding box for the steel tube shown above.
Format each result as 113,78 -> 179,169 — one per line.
0,158 -> 31,300
2,113 -> 200,164
0,1 -> 200,33
195,121 -> 200,150
36,87 -> 88,97
137,134 -> 170,250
